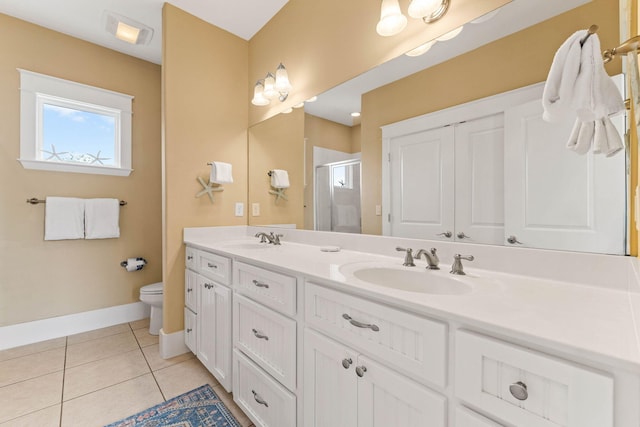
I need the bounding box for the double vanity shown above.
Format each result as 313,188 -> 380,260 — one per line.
183,226 -> 640,427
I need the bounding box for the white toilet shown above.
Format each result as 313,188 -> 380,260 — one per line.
139,282 -> 163,335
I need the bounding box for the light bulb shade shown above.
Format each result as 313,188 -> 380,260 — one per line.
436,25 -> 463,41
408,0 -> 440,18
274,63 -> 292,93
405,40 -> 436,57
376,0 -> 407,37
251,81 -> 270,106
263,72 -> 277,99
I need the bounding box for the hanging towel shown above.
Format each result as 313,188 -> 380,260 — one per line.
270,169 -> 290,189
44,197 -> 85,240
567,117 -> 624,157
542,30 -> 585,123
85,198 -> 120,239
209,162 -> 233,184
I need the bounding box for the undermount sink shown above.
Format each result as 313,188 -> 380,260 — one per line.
346,266 -> 472,295
221,242 -> 272,250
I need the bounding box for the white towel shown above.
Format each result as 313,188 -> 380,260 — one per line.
44,197 -> 85,240
270,169 -> 290,189
209,162 -> 233,184
85,198 -> 120,239
567,117 -> 624,157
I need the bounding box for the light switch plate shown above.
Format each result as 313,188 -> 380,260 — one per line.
252,202 -> 260,216
235,202 -> 244,217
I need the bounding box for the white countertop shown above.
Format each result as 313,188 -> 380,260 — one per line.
184,230 -> 640,373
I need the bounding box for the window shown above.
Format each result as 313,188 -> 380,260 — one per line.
18,69 -> 133,176
332,164 -> 353,189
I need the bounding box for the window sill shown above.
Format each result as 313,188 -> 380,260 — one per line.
18,159 -> 133,176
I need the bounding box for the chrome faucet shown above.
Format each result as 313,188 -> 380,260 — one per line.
396,247 -> 415,266
450,254 -> 474,275
415,248 -> 439,270
254,231 -> 283,245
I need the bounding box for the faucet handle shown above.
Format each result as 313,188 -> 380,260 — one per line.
269,232 -> 284,245
450,254 -> 474,275
396,247 -> 415,267
255,232 -> 269,243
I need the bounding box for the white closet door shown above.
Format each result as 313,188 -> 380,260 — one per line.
390,126 -> 455,240
504,99 -> 625,254
455,114 -> 505,245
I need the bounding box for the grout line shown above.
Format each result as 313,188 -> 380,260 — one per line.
0,342 -> 67,363
61,372 -> 152,403
59,336 -> 67,427
0,403 -> 61,426
130,322 -> 167,402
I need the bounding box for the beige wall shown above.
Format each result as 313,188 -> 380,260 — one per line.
0,14 -> 162,326
360,0 -> 622,235
248,0 -> 509,125
162,4 -> 249,334
248,108 -> 305,228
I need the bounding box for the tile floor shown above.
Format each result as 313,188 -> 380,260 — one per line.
0,319 -> 254,427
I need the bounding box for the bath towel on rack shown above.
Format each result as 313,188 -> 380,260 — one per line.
85,198 -> 120,239
209,161 -> 233,184
270,169 -> 290,188
44,197 -> 85,240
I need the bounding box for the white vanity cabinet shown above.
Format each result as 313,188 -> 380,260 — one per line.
184,247 -> 233,392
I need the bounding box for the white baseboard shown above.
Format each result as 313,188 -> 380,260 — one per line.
159,327 -> 189,359
0,302 -> 150,351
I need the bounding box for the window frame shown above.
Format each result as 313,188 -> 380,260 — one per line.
18,69 -> 134,176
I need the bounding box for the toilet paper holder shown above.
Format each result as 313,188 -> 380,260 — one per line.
121,257 -> 147,271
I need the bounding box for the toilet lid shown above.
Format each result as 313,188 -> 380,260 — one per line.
141,282 -> 163,295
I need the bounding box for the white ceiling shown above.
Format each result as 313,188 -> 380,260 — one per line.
0,0 -> 289,64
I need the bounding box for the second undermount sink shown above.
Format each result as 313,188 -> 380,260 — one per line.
221,242 -> 273,250
347,266 -> 472,295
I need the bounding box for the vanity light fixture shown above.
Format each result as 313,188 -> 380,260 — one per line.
251,63 -> 293,106
376,0 -> 450,37
351,112 -> 361,117
103,11 -> 154,45
435,25 -> 463,41
306,96 -> 318,103
405,40 -> 436,57
293,102 -> 305,108
282,107 -> 293,114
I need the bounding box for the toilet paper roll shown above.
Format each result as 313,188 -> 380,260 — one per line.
123,257 -> 147,272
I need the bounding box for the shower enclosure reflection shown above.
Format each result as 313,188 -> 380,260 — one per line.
315,158 -> 362,233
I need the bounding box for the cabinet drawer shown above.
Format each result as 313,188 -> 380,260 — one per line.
184,269 -> 197,312
455,330 -> 613,427
234,294 -> 296,391
305,282 -> 447,387
235,261 -> 296,316
184,308 -> 197,354
455,407 -> 503,427
185,246 -> 197,270
233,349 -> 296,427
197,250 -> 231,285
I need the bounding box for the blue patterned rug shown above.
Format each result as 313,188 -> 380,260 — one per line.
104,384 -> 242,427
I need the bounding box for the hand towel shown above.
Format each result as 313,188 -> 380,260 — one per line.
567,119 -> 594,155
602,116 -> 624,157
270,169 -> 290,189
44,197 -> 85,240
542,30 -> 585,123
85,198 -> 120,239
572,33 -> 625,122
209,162 -> 233,184
567,117 -> 624,157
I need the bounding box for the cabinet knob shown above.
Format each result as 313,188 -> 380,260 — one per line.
457,232 -> 471,239
507,235 -> 523,245
437,231 -> 453,238
252,390 -> 269,407
509,381 -> 528,401
186,328 -> 192,333
204,283 -> 213,289
355,366 -> 367,377
187,288 -> 192,292
187,255 -> 193,260
342,358 -> 353,369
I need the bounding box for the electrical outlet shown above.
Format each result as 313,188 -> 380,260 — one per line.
375,205 -> 382,216
252,202 -> 260,216
235,202 -> 244,217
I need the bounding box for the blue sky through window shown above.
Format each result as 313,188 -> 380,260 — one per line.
42,104 -> 116,165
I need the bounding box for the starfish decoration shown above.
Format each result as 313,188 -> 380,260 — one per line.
41,144 -> 68,161
195,177 -> 224,203
269,187 -> 288,202
87,150 -> 111,165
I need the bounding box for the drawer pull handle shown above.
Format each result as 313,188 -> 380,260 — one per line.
252,279 -> 270,289
252,328 -> 269,341
342,358 -> 353,369
204,283 -> 214,289
252,390 -> 269,407
186,328 -> 192,333
342,314 -> 380,332
509,381 -> 528,401
187,255 -> 193,260
355,365 -> 367,377
207,262 -> 218,269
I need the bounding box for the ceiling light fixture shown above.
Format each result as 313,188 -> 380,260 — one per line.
103,11 -> 154,45
376,0 -> 450,37
405,40 -> 436,57
251,63 -> 292,107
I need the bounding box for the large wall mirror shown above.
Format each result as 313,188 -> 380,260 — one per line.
248,0 -> 630,255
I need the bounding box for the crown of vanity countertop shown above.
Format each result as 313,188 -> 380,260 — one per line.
184,226 -> 640,373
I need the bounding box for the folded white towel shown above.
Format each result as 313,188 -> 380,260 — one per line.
542,30 -> 585,123
209,162 -> 233,184
44,197 -> 85,240
567,117 -> 624,157
85,198 -> 120,239
572,33 -> 625,122
270,169 -> 290,189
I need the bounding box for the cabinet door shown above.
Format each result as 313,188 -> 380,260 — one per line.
504,98 -> 625,254
389,126 -> 455,240
184,308 -> 197,354
356,355 -> 446,427
455,114 -> 505,245
303,328 -> 358,427
185,269 -> 197,312
198,276 -> 232,392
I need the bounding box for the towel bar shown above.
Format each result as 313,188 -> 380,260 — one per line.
26,197 -> 127,206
